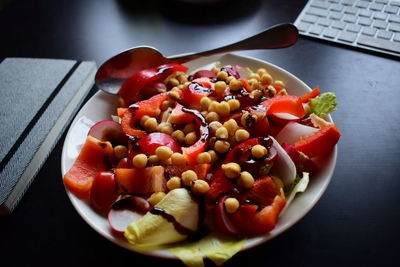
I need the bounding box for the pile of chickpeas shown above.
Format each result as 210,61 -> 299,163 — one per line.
115,66 -> 287,208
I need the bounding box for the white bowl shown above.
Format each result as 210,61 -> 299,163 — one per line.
61,53 -> 337,258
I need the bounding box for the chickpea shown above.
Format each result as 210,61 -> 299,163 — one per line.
250,89 -> 263,100
216,101 -> 230,117
265,85 -> 277,97
214,140 -> 230,154
227,99 -> 240,111
208,150 -> 219,163
132,154 -> 148,168
234,129 -> 250,142
160,158 -> 172,166
200,96 -> 212,111
114,145 -> 128,159
208,101 -> 219,113
224,197 -> 239,213
167,176 -> 182,191
238,171 -> 255,189
171,152 -> 187,165
226,76 -> 235,84
147,192 -> 166,206
251,144 -> 268,159
139,115 -> 150,127
257,68 -> 267,76
211,66 -> 220,73
206,111 -> 220,123
197,152 -> 211,164
222,162 -> 241,178
185,131 -> 197,145
148,155 -> 159,164
155,146 -> 173,161
181,170 -> 198,186
168,77 -> 180,87
172,130 -> 185,143
249,73 -> 261,81
209,121 -> 223,135
168,90 -> 180,101
273,80 -> 285,88
229,79 -> 243,91
177,74 -> 187,84
144,117 -> 158,132
191,180 -> 210,195
201,111 -> 208,117
158,122 -> 173,135
215,126 -> 229,140
223,119 -> 238,136
261,73 -> 273,85
217,71 -> 228,81
183,123 -> 195,134
241,112 -> 256,128
214,81 -> 227,95
277,88 -> 288,96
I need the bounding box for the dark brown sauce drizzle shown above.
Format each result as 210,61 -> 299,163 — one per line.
151,207 -> 195,236
190,82 -> 212,93
181,107 -> 209,142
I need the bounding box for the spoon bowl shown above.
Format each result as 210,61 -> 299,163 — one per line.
95,23 -> 298,94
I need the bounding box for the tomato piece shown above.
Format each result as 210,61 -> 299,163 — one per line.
165,164 -> 211,180
229,194 -> 286,237
119,64 -> 188,105
121,93 -> 169,138
261,95 -> 306,118
294,124 -> 341,158
63,136 -> 114,198
138,132 -> 181,155
181,78 -> 212,107
298,87 -> 320,103
114,166 -> 166,195
90,171 -> 119,210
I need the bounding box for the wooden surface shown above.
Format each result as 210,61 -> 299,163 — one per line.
1,0 -> 399,266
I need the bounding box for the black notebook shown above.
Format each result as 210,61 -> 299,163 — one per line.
0,58 -> 97,214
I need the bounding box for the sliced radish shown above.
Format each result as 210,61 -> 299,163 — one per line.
213,196 -> 240,235
232,65 -> 250,79
269,113 -> 300,127
88,120 -> 128,146
108,196 -> 150,234
270,136 -> 297,186
276,122 -> 319,145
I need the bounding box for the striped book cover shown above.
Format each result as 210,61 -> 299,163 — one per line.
0,58 -> 97,214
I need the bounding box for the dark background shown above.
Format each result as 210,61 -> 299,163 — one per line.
1,0 -> 399,266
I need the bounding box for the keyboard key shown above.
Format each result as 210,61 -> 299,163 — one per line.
332,20 -> 347,29
361,26 -> 377,36
302,14 -> 319,23
388,22 -> 400,32
338,31 -> 358,42
373,12 -> 388,20
369,2 -> 384,11
343,14 -> 358,22
377,29 -> 393,39
306,7 -> 330,17
394,33 -> 400,42
297,21 -> 312,32
311,0 -> 331,9
359,9 -> 373,17
390,1 -> 400,7
342,0 -> 356,6
330,3 -> 344,11
375,0 -> 388,4
323,27 -> 340,38
328,0 -> 340,3
309,25 -> 325,35
357,35 -> 400,53
373,20 -> 388,29
355,0 -> 370,9
358,17 -> 373,26
384,5 -> 399,14
344,6 -> 359,14
388,15 -> 400,23
317,17 -> 332,26
329,11 -> 344,20
347,23 -> 362,32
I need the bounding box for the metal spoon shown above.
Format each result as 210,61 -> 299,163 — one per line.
95,23 -> 298,94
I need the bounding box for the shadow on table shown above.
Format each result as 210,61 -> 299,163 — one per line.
116,0 -> 262,25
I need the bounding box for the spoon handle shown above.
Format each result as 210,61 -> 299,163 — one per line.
168,23 -> 298,63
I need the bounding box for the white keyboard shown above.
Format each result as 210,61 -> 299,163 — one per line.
294,0 -> 400,58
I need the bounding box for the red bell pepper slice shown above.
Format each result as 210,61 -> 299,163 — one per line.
181,77 -> 212,107
261,95 -> 306,118
298,87 -> 320,103
118,63 -> 188,105
120,93 -> 168,138
294,124 -> 341,158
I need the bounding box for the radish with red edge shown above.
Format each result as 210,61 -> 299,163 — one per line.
213,195 -> 240,235
269,113 -> 300,127
88,120 -> 128,146
269,136 -> 296,186
276,122 -> 319,145
108,196 -> 150,234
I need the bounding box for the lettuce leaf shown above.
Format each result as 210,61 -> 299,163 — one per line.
169,233 -> 245,267
309,92 -> 338,118
281,172 -> 309,214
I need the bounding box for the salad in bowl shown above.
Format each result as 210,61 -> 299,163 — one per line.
61,54 -> 340,266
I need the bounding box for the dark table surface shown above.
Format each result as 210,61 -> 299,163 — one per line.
1,0 -> 399,266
